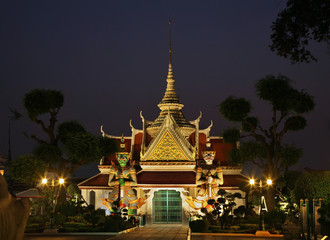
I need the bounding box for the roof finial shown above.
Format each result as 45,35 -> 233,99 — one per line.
120,134 -> 125,150
157,18 -> 181,109
169,19 -> 172,65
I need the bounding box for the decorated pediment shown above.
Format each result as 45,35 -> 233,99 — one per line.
147,131 -> 186,160
141,114 -> 195,161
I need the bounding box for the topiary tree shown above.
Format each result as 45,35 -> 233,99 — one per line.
12,89 -> 117,177
205,189 -> 244,229
294,170 -> 330,204
9,154 -> 46,187
219,75 -> 314,211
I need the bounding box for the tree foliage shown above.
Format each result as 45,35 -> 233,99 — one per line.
222,127 -> 240,144
294,170 -> 330,204
9,154 -> 46,186
23,89 -> 64,119
219,96 -> 251,122
203,189 -> 244,229
13,89 -> 117,176
219,75 -> 314,210
270,0 -> 330,63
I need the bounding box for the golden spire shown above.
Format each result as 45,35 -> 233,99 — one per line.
148,20 -> 195,137
158,19 -> 181,109
169,19 -> 172,65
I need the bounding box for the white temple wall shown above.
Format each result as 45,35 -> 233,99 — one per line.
222,188 -> 246,209
80,188 -> 111,214
137,187 -> 195,225
81,186 -> 246,220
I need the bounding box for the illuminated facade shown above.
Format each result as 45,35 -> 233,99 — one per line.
0,151 -> 6,175
78,39 -> 246,224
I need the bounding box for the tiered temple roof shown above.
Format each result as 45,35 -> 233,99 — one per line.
147,59 -> 195,137
79,29 -> 244,190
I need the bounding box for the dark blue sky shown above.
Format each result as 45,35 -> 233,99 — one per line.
1,0 -> 330,177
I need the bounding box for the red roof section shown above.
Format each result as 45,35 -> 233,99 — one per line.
137,171 -> 196,185
209,138 -> 234,165
102,133 -> 235,165
222,175 -> 247,187
78,174 -> 109,188
78,172 -> 245,188
132,133 -> 143,160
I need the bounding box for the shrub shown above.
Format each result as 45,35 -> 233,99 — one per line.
63,222 -> 87,229
189,219 -> 210,232
25,223 -> 44,233
244,215 -> 260,224
103,215 -> 128,232
294,171 -> 330,204
55,201 -> 78,217
239,223 -> 258,230
27,215 -> 47,225
264,209 -> 287,230
234,205 -> 246,219
67,215 -> 88,224
83,207 -> 106,226
54,213 -> 66,226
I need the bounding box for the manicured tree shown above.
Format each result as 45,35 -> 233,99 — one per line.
219,75 -> 314,211
270,0 -> 330,63
12,89 -> 117,176
294,170 -> 330,204
207,189 -> 244,229
9,154 -> 46,187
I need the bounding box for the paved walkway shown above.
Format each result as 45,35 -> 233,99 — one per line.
110,224 -> 189,240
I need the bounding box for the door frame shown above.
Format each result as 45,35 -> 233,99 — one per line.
152,189 -> 182,224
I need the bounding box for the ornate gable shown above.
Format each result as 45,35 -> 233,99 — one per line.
147,131 -> 186,160
141,113 -> 195,161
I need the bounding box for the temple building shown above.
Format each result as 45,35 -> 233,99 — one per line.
78,33 -> 246,224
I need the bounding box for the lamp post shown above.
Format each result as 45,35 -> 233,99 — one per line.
41,176 -> 64,229
250,178 -> 272,231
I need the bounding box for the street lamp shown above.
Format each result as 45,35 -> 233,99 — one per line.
41,175 -> 65,229
249,178 -> 272,231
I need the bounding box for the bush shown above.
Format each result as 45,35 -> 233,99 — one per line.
189,219 -> 210,232
63,222 -> 87,228
55,201 -> 78,217
25,223 -> 44,233
25,215 -> 47,233
234,206 -> 246,216
83,207 -> 106,226
54,213 -> 67,226
67,215 -> 88,223
264,210 -> 287,230
103,215 -> 134,232
27,215 -> 47,225
239,223 -> 258,230
294,171 -> 330,204
244,215 -> 260,224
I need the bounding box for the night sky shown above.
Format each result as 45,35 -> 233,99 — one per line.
1,1 -> 330,177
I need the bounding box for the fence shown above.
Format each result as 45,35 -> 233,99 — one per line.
300,198 -> 326,240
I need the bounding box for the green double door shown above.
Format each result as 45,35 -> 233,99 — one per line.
153,190 -> 182,223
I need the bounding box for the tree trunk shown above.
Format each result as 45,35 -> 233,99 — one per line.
264,162 -> 280,212
57,185 -> 67,205
266,186 -> 276,212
